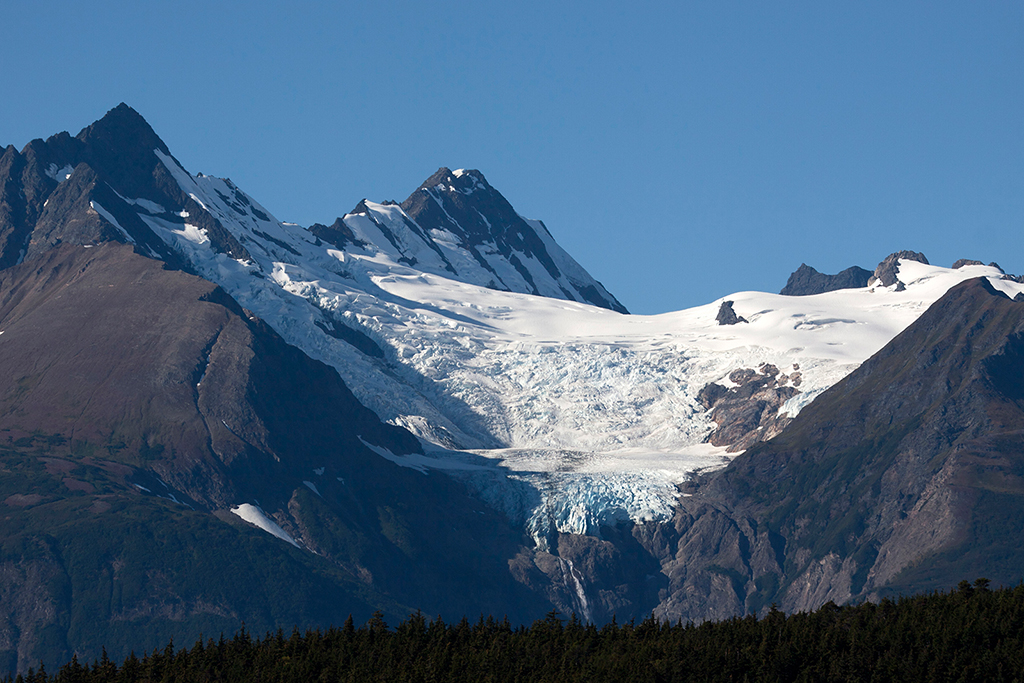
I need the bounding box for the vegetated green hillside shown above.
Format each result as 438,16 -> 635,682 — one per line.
16,579 -> 1024,683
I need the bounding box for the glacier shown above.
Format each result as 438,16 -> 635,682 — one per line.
130,151 -> 1024,545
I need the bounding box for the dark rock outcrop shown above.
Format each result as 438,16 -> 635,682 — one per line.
308,217 -> 366,250
870,250 -> 928,287
780,263 -> 872,296
952,259 -> 984,269
716,300 -> 747,325
698,365 -> 801,451
509,528 -> 667,624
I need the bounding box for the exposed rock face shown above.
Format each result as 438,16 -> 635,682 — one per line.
698,365 -> 801,451
400,168 -> 628,313
650,278 -> 1024,622
870,250 -> 929,287
0,242 -> 420,508
951,259 -> 1006,274
509,528 -> 667,623
715,300 -> 747,325
780,263 -> 872,296
0,103 -> 249,270
308,216 -> 367,251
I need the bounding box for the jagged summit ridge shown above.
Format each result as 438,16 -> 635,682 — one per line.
0,104 -> 251,268
394,166 -> 627,312
871,250 -> 929,288
780,263 -> 873,296
75,102 -> 171,158
781,252 -> 1023,298
416,166 -> 489,193
8,106 -> 626,313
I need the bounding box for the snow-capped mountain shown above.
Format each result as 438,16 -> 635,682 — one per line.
131,145 -> 1023,544
5,105 -> 1024,667
14,104 -> 1024,547
24,106 -> 1018,550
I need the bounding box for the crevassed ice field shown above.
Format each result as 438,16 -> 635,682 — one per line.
111,154 -> 1023,546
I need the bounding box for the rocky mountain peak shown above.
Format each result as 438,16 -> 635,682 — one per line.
420,164 -> 487,190
405,167 -> 501,220
780,263 -> 873,296
716,300 -> 747,325
75,102 -> 169,164
71,103 -> 179,201
397,166 -> 628,313
349,198 -> 372,215
0,105 -> 251,268
75,103 -> 170,157
871,250 -> 929,288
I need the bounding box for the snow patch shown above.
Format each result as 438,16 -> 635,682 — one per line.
778,388 -> 825,419
90,201 -> 136,244
230,504 -> 299,547
130,197 -> 166,214
178,224 -> 209,245
360,437 -> 429,474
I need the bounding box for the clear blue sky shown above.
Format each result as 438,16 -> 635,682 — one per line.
2,1 -> 1021,313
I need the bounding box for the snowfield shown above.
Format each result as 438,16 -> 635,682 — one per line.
230,504 -> 299,547
139,153 -> 1024,544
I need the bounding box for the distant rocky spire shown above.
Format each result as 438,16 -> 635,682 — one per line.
870,250 -> 928,288
716,300 -> 747,325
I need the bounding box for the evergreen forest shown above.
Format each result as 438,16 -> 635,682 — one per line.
11,579 -> 1024,683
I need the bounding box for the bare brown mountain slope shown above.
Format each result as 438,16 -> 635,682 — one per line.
0,242 -> 417,506
646,278 -> 1024,621
0,242 -> 547,672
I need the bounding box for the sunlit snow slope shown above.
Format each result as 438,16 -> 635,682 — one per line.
136,152 -> 1024,543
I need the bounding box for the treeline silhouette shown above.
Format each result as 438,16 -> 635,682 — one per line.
11,579 -> 1024,682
